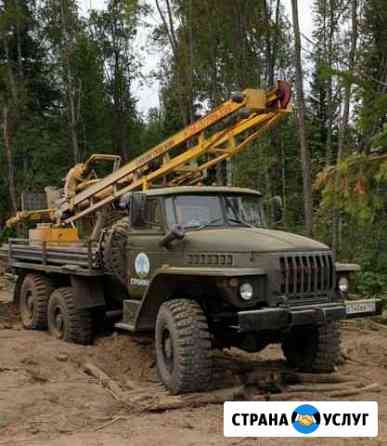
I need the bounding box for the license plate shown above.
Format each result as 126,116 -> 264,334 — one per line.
346,301 -> 376,315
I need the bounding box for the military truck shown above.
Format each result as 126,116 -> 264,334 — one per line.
1,186 -> 382,394
2,83 -> 382,393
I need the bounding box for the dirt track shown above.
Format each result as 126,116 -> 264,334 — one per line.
1,278 -> 387,445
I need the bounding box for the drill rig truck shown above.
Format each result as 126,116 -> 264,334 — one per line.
0,81 -> 381,394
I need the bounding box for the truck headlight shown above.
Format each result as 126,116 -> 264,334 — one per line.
240,283 -> 254,300
338,277 -> 349,293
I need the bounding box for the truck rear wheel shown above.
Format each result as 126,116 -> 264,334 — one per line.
20,273 -> 54,330
48,287 -> 94,345
155,299 -> 212,394
281,322 -> 340,372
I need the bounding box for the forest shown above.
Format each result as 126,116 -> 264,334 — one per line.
0,0 -> 386,299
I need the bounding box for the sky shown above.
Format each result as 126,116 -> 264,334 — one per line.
79,0 -> 314,114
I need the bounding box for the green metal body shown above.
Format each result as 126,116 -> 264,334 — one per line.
4,186 -> 381,349
116,186 -> 368,338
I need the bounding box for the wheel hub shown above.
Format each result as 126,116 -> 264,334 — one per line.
164,337 -> 173,360
26,291 -> 34,315
162,329 -> 174,371
54,308 -> 65,338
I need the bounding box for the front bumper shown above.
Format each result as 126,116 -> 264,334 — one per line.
238,299 -> 383,333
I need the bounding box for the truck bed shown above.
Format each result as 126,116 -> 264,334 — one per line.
0,238 -> 102,276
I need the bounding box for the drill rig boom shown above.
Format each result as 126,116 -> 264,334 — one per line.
7,81 -> 291,228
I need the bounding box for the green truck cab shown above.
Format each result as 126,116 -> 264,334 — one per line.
3,186 -> 382,394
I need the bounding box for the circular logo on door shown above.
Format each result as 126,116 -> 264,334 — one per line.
135,253 -> 150,278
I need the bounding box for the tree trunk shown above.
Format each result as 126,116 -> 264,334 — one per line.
187,0 -> 194,124
291,0 -> 313,236
332,0 -> 358,252
68,84 -> 80,163
280,137 -> 287,223
264,0 -> 282,197
263,0 -> 281,86
325,0 -> 335,166
155,0 -> 189,126
2,105 -> 18,214
337,0 -> 358,162
60,0 -> 80,163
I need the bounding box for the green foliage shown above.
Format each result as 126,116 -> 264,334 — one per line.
315,154 -> 387,225
371,123 -> 387,150
356,270 -> 387,300
0,226 -> 15,244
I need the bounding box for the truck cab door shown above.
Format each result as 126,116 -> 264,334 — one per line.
127,197 -> 163,299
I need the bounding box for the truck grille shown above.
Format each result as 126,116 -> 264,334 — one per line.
279,252 -> 334,297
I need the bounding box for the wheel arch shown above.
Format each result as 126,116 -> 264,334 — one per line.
134,273 -> 182,332
134,271 -> 213,331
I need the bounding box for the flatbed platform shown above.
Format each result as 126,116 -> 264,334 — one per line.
0,238 -> 102,276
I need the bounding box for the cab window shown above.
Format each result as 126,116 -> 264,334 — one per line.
144,198 -> 161,228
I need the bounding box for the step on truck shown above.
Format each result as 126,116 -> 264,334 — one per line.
1,82 -> 382,394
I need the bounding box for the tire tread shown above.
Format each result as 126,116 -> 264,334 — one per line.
155,299 -> 212,394
48,287 -> 93,345
282,322 -> 341,373
20,273 -> 55,330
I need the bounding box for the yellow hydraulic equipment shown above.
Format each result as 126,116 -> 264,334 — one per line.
28,225 -> 79,246
7,81 -> 291,231
6,209 -> 56,228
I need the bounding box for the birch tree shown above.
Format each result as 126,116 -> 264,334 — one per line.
332,0 -> 359,250
291,0 -> 313,235
43,0 -> 82,163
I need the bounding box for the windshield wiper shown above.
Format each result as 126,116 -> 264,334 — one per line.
228,217 -> 255,228
195,217 -> 223,230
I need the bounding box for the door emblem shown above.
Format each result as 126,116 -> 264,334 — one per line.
135,252 -> 150,278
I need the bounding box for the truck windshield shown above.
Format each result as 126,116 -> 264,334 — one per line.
166,195 -> 224,229
165,194 -> 265,229
224,195 -> 265,227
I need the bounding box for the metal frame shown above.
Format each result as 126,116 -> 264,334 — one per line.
1,238 -> 101,276
6,81 -> 291,228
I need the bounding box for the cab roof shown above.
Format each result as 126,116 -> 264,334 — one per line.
145,186 -> 262,197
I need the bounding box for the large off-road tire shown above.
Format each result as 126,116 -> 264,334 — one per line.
48,287 -> 93,345
155,299 -> 212,394
281,322 -> 341,372
100,217 -> 129,285
19,273 -> 54,330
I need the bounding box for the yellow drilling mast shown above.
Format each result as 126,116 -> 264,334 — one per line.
7,81 -> 291,231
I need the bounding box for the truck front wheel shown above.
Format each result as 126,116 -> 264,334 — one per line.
281,322 -> 340,372
155,299 -> 212,394
48,287 -> 94,345
20,273 -> 54,330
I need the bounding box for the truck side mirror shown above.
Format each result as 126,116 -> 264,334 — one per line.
160,224 -> 185,248
271,195 -> 283,224
131,192 -> 146,227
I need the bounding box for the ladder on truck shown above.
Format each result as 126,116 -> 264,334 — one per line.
7,81 -> 291,228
